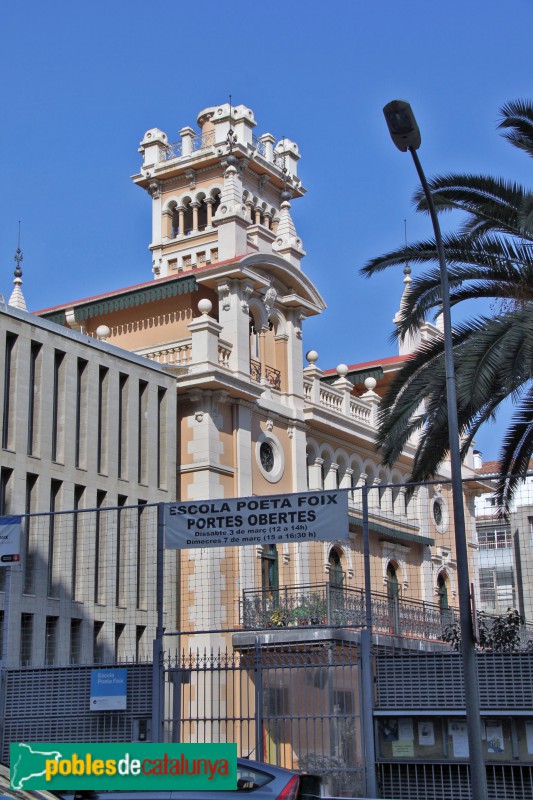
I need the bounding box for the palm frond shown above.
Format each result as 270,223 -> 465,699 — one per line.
496,384 -> 533,509
412,174 -> 529,238
363,98 -> 533,509
498,99 -> 533,160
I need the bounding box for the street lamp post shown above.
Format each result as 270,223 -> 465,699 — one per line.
383,100 -> 488,800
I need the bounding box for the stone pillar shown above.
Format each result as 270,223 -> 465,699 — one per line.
161,208 -> 173,238
380,484 -> 394,514
324,463 -> 339,491
177,206 -> 185,236
308,458 -> 324,491
258,327 -> 267,381
304,350 -> 324,405
333,365 -> 353,416
216,278 -> 254,379
361,379 -> 381,427
368,479 -> 381,511
188,300 -> 222,369
180,126 -> 196,157
191,201 -> 200,233
211,164 -> 249,260
259,133 -> 276,162
263,212 -> 271,230
245,202 -> 254,222
340,468 -> 354,492
352,473 -> 367,508
206,198 -> 215,227
396,486 -> 407,517
254,208 -> 261,226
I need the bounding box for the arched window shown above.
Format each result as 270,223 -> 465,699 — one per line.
261,545 -> 279,595
437,572 -> 453,626
329,548 -> 344,589
386,562 -> 400,634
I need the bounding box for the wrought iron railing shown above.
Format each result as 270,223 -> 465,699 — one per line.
252,135 -> 266,156
249,361 -> 281,389
242,582 -> 460,642
159,130 -> 215,162
159,141 -> 183,161
250,358 -> 261,383
192,130 -> 215,150
265,365 -> 281,390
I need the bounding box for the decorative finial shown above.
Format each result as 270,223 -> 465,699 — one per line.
403,219 -> 412,282
9,221 -> 27,311
279,136 -> 292,202
226,94 -> 238,166
14,221 -> 23,278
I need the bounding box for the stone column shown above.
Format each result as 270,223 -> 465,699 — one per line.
254,208 -> 261,226
177,206 -> 185,236
188,299 -> 223,368
161,208 -> 173,238
308,458 -> 324,491
205,198 -> 215,227
259,327 -> 267,380
324,463 -> 339,491
340,468 -> 354,493
191,201 -> 200,233
180,126 -> 196,157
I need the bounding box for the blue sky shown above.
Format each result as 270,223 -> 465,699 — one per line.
1,0 -> 532,460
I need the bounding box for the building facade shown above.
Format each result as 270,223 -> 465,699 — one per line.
33,102 -> 484,655
0,302 -> 177,667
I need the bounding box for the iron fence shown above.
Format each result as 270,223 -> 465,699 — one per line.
162,640 -> 366,798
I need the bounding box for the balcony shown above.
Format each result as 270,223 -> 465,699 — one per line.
250,359 -> 281,390
242,582 -> 459,643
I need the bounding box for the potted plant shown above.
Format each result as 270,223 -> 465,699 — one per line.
268,606 -> 292,627
293,594 -> 328,626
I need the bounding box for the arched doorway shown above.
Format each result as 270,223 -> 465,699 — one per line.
387,562 -> 401,634
329,547 -> 345,624
437,572 -> 453,627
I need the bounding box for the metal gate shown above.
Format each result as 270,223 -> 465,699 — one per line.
0,662 -> 153,764
162,639 -> 365,798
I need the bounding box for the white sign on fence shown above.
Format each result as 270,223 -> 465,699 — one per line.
0,516 -> 21,566
164,490 -> 349,549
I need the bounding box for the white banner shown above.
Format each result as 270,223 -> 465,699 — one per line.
0,516 -> 21,566
164,490 -> 349,549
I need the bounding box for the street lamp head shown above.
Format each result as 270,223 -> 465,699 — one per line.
383,100 -> 421,152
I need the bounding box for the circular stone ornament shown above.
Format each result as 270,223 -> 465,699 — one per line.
432,496 -> 449,533
256,431 -> 285,483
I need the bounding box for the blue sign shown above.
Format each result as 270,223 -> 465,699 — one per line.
90,668 -> 127,711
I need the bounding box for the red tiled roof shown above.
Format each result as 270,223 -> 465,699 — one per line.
322,354 -> 407,376
475,459 -> 533,475
35,256 -> 245,315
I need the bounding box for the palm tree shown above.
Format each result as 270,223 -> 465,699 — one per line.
360,100 -> 533,509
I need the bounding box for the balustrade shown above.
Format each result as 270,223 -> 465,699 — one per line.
136,339 -> 192,367
242,582 -> 460,643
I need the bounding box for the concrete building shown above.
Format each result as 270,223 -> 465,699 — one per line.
475,455 -> 533,619
0,300 -> 177,667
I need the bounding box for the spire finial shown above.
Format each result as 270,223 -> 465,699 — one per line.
9,221 -> 27,311
403,219 -> 411,281
279,135 -> 292,202
226,94 -> 238,165
14,220 -> 23,279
